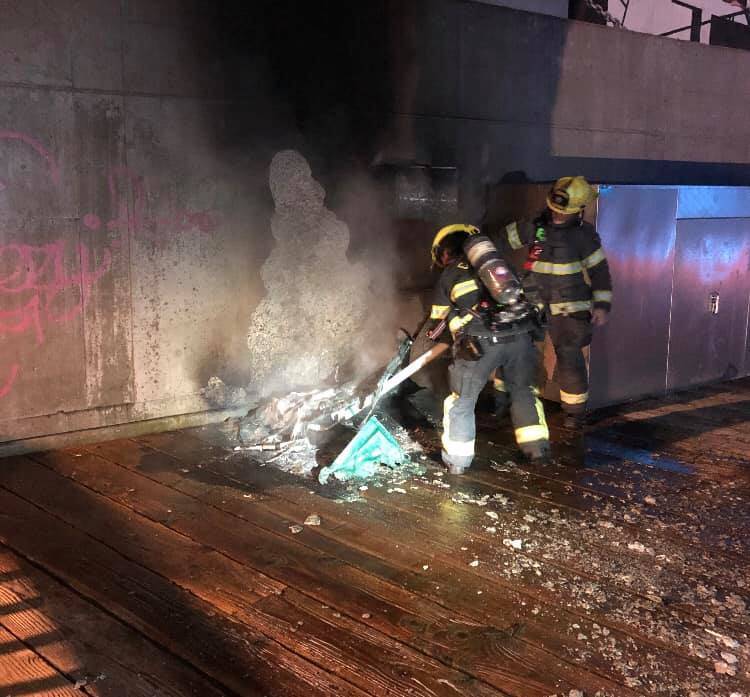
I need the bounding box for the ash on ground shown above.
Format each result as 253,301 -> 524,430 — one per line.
218,389 -> 428,485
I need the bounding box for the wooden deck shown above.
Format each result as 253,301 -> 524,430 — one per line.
1,379 -> 749,696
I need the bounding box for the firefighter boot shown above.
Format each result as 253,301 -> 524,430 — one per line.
563,412 -> 587,430
441,450 -> 468,475
521,440 -> 551,463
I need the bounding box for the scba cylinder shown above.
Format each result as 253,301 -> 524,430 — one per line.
463,234 -> 523,306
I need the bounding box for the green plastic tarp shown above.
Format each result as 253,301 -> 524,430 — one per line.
318,416 -> 409,484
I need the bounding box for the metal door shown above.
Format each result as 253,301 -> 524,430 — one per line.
667,219 -> 750,389
589,186 -> 678,407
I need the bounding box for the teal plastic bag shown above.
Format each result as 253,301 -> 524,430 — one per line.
318,416 -> 409,484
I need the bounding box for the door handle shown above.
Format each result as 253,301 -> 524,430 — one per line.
708,291 -> 720,315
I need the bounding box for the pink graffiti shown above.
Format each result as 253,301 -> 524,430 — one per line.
99,167 -> 220,242
0,130 -> 61,186
0,130 -> 220,242
0,239 -> 112,344
0,239 -> 113,399
0,364 -> 19,399
0,131 -> 221,400
82,212 -> 101,230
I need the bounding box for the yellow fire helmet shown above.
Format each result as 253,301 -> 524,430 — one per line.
430,223 -> 480,267
546,176 -> 598,215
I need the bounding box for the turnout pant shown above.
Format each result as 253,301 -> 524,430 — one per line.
442,333 -> 549,469
490,370 -> 511,416
548,315 -> 592,414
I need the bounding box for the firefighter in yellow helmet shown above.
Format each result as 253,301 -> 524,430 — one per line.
501,176 -> 613,429
428,224 -> 549,474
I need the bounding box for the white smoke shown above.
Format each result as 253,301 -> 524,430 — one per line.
247,150 -> 377,396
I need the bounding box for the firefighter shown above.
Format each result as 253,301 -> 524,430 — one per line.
502,176 -> 612,428
429,224 -> 550,474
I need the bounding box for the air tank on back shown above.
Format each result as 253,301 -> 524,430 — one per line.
463,234 -> 524,306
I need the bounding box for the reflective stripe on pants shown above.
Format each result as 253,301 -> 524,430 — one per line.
548,314 -> 592,414
442,392 -> 475,466
442,334 -> 548,468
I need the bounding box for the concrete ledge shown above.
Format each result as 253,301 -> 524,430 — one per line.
0,407 -> 246,458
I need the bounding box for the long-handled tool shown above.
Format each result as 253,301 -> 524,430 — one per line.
317,329 -> 449,484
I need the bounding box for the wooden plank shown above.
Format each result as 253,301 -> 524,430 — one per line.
0,544 -> 228,697
594,379 -> 750,424
617,405 -> 750,441
364,471 -> 750,636
474,388 -> 750,481
29,448 -> 570,697
417,407 -> 750,563
76,443 -> 636,695
602,419 -> 750,463
590,420 -> 750,474
191,418 -> 750,571
86,435 -> 727,697
465,454 -> 750,569
141,431 -> 750,697
0,486 -> 363,697
0,623 -> 82,697
8,453 -> 507,697
183,425 -> 750,613
271,483 -> 750,696
600,391 -> 750,424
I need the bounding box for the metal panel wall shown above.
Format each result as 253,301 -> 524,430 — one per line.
677,187 -> 750,220
589,187 -> 678,407
485,183 -> 750,407
666,219 -> 750,389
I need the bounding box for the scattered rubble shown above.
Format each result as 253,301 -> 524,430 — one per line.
203,353 -> 750,696
714,660 -> 736,676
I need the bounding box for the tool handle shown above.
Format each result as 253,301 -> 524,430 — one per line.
379,342 -> 450,396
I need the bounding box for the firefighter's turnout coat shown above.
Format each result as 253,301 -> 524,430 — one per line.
502,217 -> 613,412
430,260 -> 548,469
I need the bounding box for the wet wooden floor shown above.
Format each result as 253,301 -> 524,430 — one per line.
1,378 -> 749,696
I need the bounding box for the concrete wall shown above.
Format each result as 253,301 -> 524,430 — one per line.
0,1 -> 263,442
5,0 -> 750,443
382,0 -> 750,201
